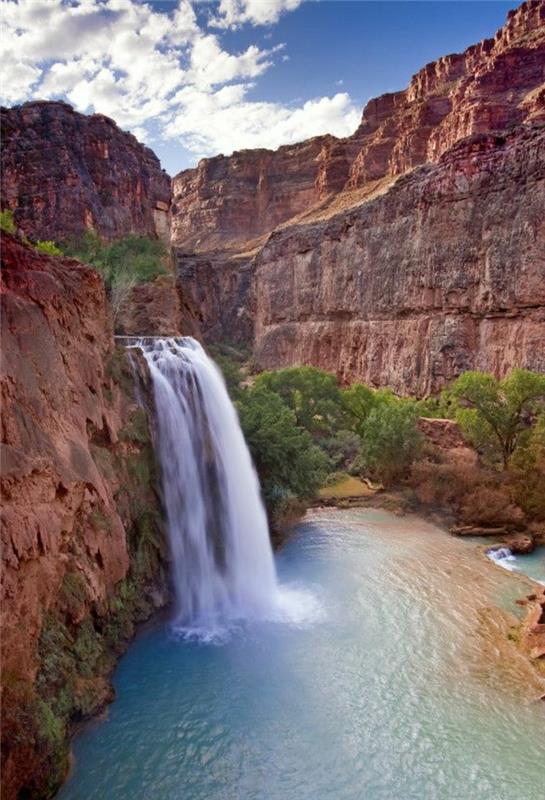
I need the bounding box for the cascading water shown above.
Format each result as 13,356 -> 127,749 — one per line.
133,337 -> 280,633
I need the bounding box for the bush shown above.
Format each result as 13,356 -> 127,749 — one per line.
320,429 -> 362,472
459,485 -> 524,528
63,231 -> 167,285
62,231 -> 167,327
410,457 -> 479,508
0,208 -> 16,234
35,240 -> 62,255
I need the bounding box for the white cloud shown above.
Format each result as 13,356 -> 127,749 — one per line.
188,35 -> 274,89
0,0 -> 360,167
212,0 -> 303,29
164,87 -> 360,157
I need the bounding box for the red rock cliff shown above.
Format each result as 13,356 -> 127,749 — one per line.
171,1 -> 545,391
254,126 -> 545,394
0,235 -> 169,800
1,101 -> 171,243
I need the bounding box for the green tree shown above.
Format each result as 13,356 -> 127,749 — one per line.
237,386 -> 330,504
341,383 -> 376,435
357,402 -> 422,486
254,366 -> 343,435
511,411 -> 545,519
448,369 -> 545,469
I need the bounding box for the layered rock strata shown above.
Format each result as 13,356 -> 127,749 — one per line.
254,125 -> 545,394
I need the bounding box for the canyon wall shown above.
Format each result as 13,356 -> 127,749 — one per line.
0,235 -> 169,800
1,101 -> 171,244
255,126 -> 545,394
172,0 -> 545,391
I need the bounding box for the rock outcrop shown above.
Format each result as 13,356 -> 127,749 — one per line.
0,234 -> 169,800
118,274 -> 201,338
1,101 -> 171,243
172,0 -> 545,392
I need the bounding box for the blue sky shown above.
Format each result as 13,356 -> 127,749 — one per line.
1,1 -> 514,176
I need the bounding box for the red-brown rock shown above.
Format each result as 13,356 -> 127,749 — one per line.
1,101 -> 171,243
253,125 -> 545,394
0,234 -> 167,800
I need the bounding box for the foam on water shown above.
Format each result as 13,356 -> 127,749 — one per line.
487,545 -> 545,586
487,547 -> 518,572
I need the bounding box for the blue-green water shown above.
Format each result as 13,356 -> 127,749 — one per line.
59,510 -> 544,800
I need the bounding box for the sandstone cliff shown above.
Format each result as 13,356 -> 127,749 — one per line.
1,101 -> 171,244
0,235 -> 169,800
254,125 -> 545,394
171,0 -> 545,392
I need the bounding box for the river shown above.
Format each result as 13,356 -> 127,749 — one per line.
58,508 -> 544,800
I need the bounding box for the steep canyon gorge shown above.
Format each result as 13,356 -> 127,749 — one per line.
170,0 -> 545,393
1,2 -> 545,798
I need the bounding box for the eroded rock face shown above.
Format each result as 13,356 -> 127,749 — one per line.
171,136 -> 335,252
1,101 -> 171,243
346,0 -> 545,187
171,1 -> 545,392
0,235 -> 169,800
254,126 -> 545,394
118,274 -> 201,338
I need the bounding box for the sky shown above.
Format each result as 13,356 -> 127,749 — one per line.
0,1 -> 515,176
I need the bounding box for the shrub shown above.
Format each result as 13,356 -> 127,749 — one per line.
410,454 -> 480,507
320,429 -> 362,472
0,208 -> 16,234
459,485 -> 524,528
62,231 -> 167,327
63,231 -> 167,286
34,240 -> 62,255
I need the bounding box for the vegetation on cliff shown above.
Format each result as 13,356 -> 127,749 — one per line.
61,231 -> 168,326
1,208 -> 62,255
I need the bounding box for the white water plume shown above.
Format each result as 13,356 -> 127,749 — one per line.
133,337 -> 281,633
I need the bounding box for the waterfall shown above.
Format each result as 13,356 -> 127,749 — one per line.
133,337 -> 279,633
